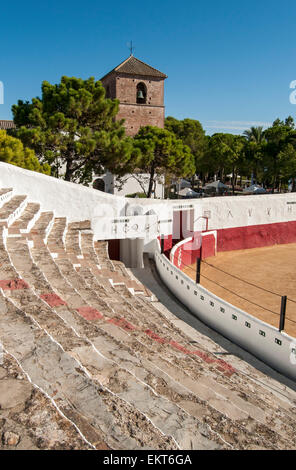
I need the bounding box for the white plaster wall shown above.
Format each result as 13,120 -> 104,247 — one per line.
113,173 -> 164,199
1,162 -> 296,244
0,162 -> 126,221
200,193 -> 296,231
100,172 -> 164,198
155,242 -> 296,381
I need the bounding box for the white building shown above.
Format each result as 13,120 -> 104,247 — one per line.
93,171 -> 165,198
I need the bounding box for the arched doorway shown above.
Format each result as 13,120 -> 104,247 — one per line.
93,178 -> 105,192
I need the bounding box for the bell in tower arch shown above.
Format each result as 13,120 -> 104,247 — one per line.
137,90 -> 144,100
136,83 -> 147,104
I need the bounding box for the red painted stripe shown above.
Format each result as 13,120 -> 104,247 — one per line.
169,340 -> 192,355
145,330 -> 235,375
192,350 -> 215,364
76,306 -> 104,321
145,329 -> 167,344
215,359 -> 236,376
107,317 -> 137,331
0,279 -> 29,290
217,220 -> 296,252
38,289 -> 235,376
40,293 -> 67,307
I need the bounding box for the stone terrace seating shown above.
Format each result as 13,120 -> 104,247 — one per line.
1,188 -> 296,450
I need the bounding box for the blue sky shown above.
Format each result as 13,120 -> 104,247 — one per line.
0,0 -> 295,135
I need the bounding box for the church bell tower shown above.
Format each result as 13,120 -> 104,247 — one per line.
100,55 -> 167,136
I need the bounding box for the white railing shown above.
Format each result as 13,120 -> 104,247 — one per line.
154,240 -> 296,381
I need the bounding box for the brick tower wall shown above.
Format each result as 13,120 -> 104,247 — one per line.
101,72 -> 165,136
116,104 -> 165,136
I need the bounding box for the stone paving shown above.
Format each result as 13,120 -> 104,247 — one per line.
1,188 -> 296,450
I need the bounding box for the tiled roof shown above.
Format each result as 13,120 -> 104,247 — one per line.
101,56 -> 167,80
0,120 -> 16,130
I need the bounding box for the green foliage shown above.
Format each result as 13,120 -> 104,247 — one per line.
11,73 -> 296,194
0,130 -> 50,174
243,126 -> 265,144
165,116 -> 208,184
184,116 -> 296,193
11,76 -> 133,183
165,117 -> 207,165
259,117 -> 296,191
133,126 -> 195,198
125,192 -> 147,198
204,133 -> 245,192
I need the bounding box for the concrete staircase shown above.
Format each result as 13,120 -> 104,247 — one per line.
1,188 -> 296,450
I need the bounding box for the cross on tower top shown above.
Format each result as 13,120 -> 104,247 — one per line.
128,40 -> 135,56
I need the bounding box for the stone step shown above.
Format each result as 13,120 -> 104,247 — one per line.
98,314 -> 296,446
47,217 -> 67,249
2,192 -> 296,449
0,232 -> 197,448
75,266 -> 111,298
29,249 -> 85,308
112,259 -> 131,278
0,294 -> 177,450
18,230 -> 256,404
5,288 -> 214,449
0,195 -> 27,227
68,220 -> 91,231
0,351 -> 94,450
2,229 -> 266,445
50,258 -> 114,313
9,202 -> 40,234
1,233 -> 231,448
66,258 -> 264,392
43,258 -> 296,448
0,188 -> 13,208
34,285 -> 294,449
29,211 -> 54,243
93,240 -> 115,270
65,224 -> 82,255
29,230 -> 153,327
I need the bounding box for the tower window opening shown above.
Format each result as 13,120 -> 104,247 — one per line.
136,82 -> 147,104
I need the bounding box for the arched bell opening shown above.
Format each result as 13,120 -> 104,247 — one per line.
136,82 -> 147,104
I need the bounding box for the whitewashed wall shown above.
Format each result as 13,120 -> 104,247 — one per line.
0,162 -> 125,219
0,163 -> 176,242
155,241 -> 296,381
100,171 -> 164,198
201,193 -> 296,230
1,162 -> 296,243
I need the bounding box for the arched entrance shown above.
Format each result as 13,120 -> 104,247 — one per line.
93,178 -> 105,192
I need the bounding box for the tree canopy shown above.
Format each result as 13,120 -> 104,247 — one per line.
0,130 -> 50,174
181,116 -> 296,193
133,126 -> 195,198
165,117 -> 206,162
11,76 -> 133,184
261,118 -> 296,192
9,73 -> 296,195
204,133 -> 245,193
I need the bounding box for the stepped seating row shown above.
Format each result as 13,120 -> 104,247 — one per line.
0,351 -> 95,450
1,188 -> 296,450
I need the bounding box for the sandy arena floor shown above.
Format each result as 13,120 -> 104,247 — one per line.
183,243 -> 296,338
